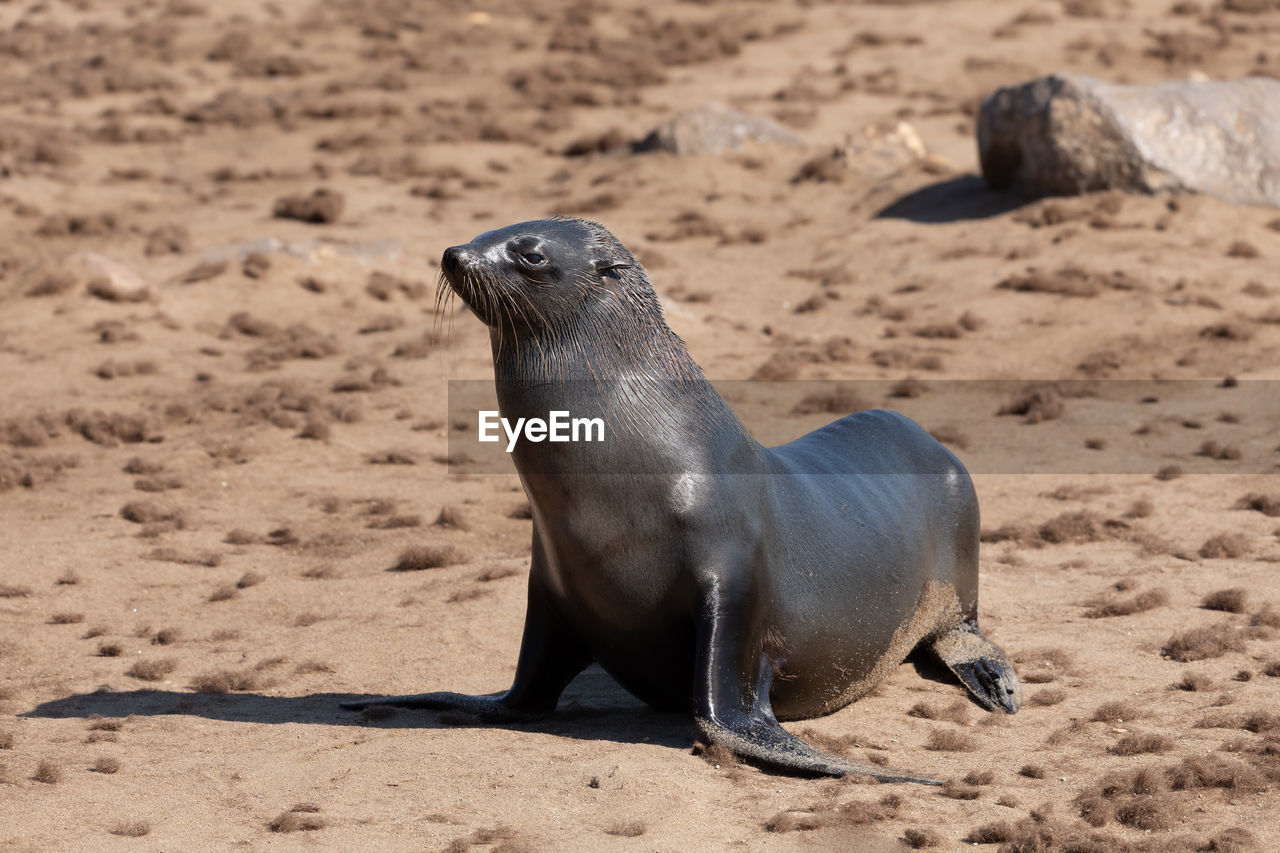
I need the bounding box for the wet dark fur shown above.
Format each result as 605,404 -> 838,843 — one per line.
345,218 -> 1021,783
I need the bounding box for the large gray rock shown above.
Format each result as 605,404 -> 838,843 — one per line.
634,101 -> 802,156
978,73 -> 1280,208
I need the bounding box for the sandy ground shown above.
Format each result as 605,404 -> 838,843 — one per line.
2,0 -> 1280,850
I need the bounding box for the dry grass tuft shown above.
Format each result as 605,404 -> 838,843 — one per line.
1203,828 -> 1258,852
109,820 -> 151,837
1202,587 -> 1249,613
1085,587 -> 1168,618
434,506 -> 470,531
125,658 -> 176,681
119,501 -> 184,526
148,547 -> 220,567
1114,793 -> 1179,830
603,821 -> 646,837
1253,603 -> 1280,628
1196,440 -> 1243,460
1092,701 -> 1143,723
1029,687 -> 1067,707
390,545 -> 462,571
92,756 -> 121,774
1165,623 -> 1246,662
1076,795 -> 1111,827
1038,510 -> 1110,544
268,803 -> 326,833
367,514 -> 421,529
890,377 -> 927,399
1124,498 -> 1154,518
87,718 -> 123,731
902,827 -> 943,848
927,424 -> 968,449
907,701 -> 970,723
301,565 -> 340,580
1237,493 -> 1280,517
207,584 -> 239,603
236,571 -> 264,589
1154,464 -> 1182,480
997,384 -> 1064,423
97,642 -> 123,657
190,669 -> 263,693
469,825 -> 517,844
368,449 -> 416,465
925,728 -> 977,751
1175,672 -> 1213,691
151,628 -> 180,645
1200,532 -> 1250,559
33,760 -> 62,784
790,386 -> 868,416
1108,733 -> 1173,755
223,529 -> 261,545
448,587 -> 492,604
965,821 -> 1015,843
691,740 -> 739,769
940,781 -> 981,800
1019,764 -> 1046,778
294,660 -> 334,674
477,566 -> 521,582
796,727 -> 862,755
1197,710 -> 1280,734
1168,755 -> 1266,792
0,584 -> 33,598
49,612 -> 85,624
1091,765 -> 1165,800
963,769 -> 995,786
0,732 -> 14,749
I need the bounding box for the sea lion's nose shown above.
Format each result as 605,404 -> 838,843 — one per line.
441,245 -> 471,277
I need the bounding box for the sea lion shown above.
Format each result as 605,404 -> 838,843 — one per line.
342,217 -> 1021,783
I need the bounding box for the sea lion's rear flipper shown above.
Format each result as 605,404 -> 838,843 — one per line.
928,620 -> 1022,713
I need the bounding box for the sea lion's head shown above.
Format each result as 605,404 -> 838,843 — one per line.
438,217 -> 655,335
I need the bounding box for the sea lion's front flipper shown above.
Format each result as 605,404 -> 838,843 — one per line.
692,585 -> 940,784
341,579 -> 591,720
929,620 -> 1022,713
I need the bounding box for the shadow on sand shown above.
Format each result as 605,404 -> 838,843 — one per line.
875,175 -> 1033,223
22,664 -> 696,749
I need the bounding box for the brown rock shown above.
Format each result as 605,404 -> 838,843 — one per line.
978,74 -> 1280,208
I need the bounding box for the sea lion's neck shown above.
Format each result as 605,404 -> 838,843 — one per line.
490,312 -> 699,384
488,313 -> 751,450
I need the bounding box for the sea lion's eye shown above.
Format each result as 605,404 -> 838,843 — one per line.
521,252 -> 546,266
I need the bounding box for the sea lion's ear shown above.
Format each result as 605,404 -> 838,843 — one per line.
593,260 -> 631,277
